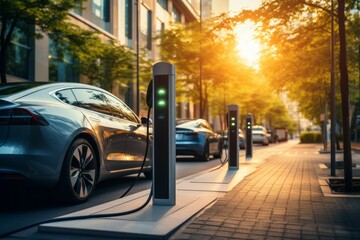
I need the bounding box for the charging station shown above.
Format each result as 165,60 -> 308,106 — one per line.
245,113 -> 253,159
228,105 -> 239,169
152,62 -> 176,206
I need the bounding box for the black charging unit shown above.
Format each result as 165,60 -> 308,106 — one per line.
228,105 -> 239,169
152,62 -> 176,206
245,113 -> 253,159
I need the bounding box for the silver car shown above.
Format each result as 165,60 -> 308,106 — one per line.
252,125 -> 269,146
0,82 -> 152,203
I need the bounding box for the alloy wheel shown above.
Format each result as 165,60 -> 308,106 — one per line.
70,144 -> 96,198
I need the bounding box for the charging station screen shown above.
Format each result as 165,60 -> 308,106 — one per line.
153,75 -> 170,199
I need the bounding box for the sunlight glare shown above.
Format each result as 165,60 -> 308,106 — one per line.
234,22 -> 261,69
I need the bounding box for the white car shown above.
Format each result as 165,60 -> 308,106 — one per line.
252,125 -> 269,146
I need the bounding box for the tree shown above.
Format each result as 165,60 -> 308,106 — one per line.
0,0 -> 94,83
228,0 -> 358,190
76,40 -> 134,92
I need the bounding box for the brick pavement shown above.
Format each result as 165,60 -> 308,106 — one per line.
171,144 -> 360,239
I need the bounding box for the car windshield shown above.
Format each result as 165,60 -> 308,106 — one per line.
0,82 -> 51,97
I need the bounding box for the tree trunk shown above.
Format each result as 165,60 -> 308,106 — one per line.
338,0 -> 352,191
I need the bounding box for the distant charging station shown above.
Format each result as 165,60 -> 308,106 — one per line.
152,62 -> 176,206
228,105 -> 239,169
245,113 -> 253,159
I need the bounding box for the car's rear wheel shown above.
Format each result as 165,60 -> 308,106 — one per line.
198,142 -> 210,161
56,138 -> 98,204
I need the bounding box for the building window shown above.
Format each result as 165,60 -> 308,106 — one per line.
6,27 -> 30,80
125,0 -> 132,40
49,40 -> 79,82
156,18 -> 164,36
172,7 -> 181,22
157,0 -> 168,11
71,2 -> 83,15
140,4 -> 152,51
92,0 -> 111,32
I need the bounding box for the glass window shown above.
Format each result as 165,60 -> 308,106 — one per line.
105,94 -> 139,123
172,7 -> 181,22
91,0 -> 111,32
49,40 -> 79,82
140,4 -> 152,50
71,2 -> 82,15
71,88 -> 111,115
125,0 -> 132,40
157,0 -> 168,10
54,89 -> 77,105
6,28 -> 30,80
92,0 -> 110,21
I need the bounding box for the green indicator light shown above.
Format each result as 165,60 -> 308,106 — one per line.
158,88 -> 166,96
158,100 -> 166,107
231,117 -> 235,121
231,123 -> 235,126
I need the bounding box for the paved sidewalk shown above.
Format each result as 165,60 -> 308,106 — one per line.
171,143 -> 360,239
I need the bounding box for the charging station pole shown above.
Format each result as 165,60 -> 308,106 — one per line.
245,113 -> 253,159
152,62 -> 176,206
228,105 -> 239,169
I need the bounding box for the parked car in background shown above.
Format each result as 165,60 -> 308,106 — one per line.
275,128 -> 288,142
222,129 -> 245,149
252,125 -> 269,146
176,119 -> 222,161
0,82 -> 152,204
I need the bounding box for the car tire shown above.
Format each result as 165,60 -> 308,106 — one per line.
56,138 -> 98,204
198,142 -> 210,161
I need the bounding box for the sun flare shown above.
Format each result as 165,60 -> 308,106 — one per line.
234,22 -> 261,69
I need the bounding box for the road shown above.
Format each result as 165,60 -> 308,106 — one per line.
0,143 -> 287,237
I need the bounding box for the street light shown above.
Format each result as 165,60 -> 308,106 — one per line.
135,0 -> 140,116
330,0 -> 336,176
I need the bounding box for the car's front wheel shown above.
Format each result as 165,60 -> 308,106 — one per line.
56,138 -> 98,204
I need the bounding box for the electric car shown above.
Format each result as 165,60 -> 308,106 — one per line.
0,82 -> 152,203
175,119 -> 222,161
221,129 -> 245,149
252,125 -> 269,145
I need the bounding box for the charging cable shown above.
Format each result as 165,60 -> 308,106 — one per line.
0,82 -> 155,238
119,105 -> 152,198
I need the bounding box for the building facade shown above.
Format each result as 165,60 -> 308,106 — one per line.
5,0 -> 200,116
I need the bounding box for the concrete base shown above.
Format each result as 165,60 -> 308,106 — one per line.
39,159 -> 263,239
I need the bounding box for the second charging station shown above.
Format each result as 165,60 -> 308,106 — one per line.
228,105 -> 239,169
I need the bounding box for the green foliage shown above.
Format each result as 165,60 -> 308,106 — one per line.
76,40 -> 135,92
226,0 -> 359,128
300,131 -> 322,143
158,17 -> 286,122
0,0 -> 92,83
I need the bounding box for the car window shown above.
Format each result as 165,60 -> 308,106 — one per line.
71,88 -> 111,115
104,94 -> 139,123
0,82 -> 51,97
54,89 -> 77,104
